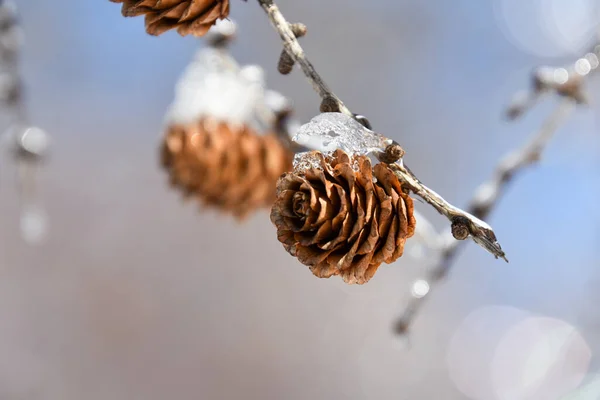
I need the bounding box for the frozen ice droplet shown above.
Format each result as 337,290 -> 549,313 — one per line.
293,113 -> 390,156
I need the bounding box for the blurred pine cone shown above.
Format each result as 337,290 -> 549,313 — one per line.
161,118 -> 293,219
110,0 -> 231,36
270,150 -> 416,285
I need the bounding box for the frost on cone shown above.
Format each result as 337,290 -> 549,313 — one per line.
161,47 -> 293,219
271,149 -> 416,285
110,0 -> 231,36
161,119 -> 292,219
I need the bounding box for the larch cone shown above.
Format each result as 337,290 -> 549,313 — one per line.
270,149 -> 416,285
110,0 -> 231,36
161,118 -> 293,219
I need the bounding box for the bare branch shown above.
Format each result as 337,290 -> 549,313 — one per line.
0,0 -> 25,124
471,100 -> 575,218
394,99 -> 575,334
256,0 -> 352,117
506,46 -> 599,119
0,1 -> 49,245
256,0 -> 507,259
394,26 -> 600,336
389,162 -> 507,260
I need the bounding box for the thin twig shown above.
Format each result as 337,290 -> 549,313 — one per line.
396,32 -> 600,338
506,45 -> 599,119
256,0 -> 507,260
470,100 -> 575,219
389,162 -> 507,260
394,99 -> 576,334
394,31 -> 600,334
256,0 -> 351,116
0,0 -> 25,124
0,1 -> 49,245
255,0 -> 596,336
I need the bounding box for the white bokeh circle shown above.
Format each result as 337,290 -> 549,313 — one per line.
447,306 -> 591,400
447,305 -> 532,400
491,316 -> 591,400
494,0 -> 599,57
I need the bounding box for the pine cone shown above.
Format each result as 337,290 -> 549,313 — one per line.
270,150 -> 416,284
161,118 -> 293,219
110,0 -> 231,36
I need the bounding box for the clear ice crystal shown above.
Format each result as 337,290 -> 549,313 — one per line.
293,113 -> 390,156
293,151 -> 323,172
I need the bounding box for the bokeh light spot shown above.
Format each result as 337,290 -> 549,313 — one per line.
575,58 -> 592,75
411,280 -> 430,299
553,68 -> 569,84
494,0 -> 598,57
491,317 -> 591,400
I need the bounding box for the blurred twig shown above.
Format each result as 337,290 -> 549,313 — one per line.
506,45 -> 599,120
255,0 -> 352,117
256,0 -> 507,260
394,35 -> 600,335
0,1 -> 49,244
0,0 -> 24,124
394,99 -> 575,334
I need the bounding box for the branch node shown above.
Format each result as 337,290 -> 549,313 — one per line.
277,22 -> 307,75
289,23 -> 307,37
277,51 -> 295,75
320,96 -> 340,113
379,143 -> 405,164
451,216 -> 470,241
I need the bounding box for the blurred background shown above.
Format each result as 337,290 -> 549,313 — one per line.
0,0 -> 599,399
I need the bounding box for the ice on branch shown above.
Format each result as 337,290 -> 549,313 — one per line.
292,112 -> 393,173
290,112 -> 506,260
293,112 -> 391,156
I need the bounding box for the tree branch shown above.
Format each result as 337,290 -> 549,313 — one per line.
506,47 -> 599,120
394,99 -> 575,334
0,0 -> 25,125
256,0 -> 352,117
0,1 -> 49,245
389,162 -> 507,260
256,0 -> 598,337
256,0 -> 507,260
392,31 -> 600,335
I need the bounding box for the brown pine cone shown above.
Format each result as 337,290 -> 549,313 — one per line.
110,0 -> 231,36
270,149 -> 416,285
161,118 -> 293,219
